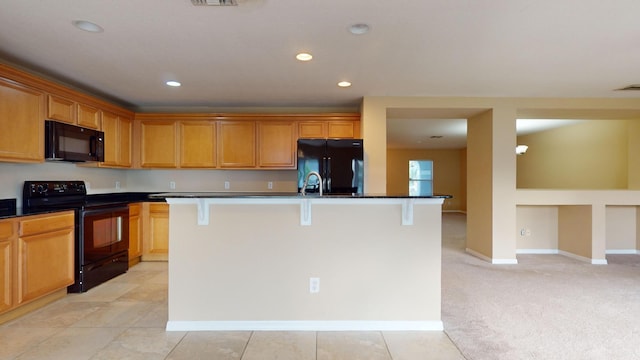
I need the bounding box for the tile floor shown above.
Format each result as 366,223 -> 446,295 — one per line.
0,262 -> 465,360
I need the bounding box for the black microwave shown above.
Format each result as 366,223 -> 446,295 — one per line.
45,120 -> 105,162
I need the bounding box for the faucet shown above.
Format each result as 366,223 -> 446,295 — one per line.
301,171 -> 323,196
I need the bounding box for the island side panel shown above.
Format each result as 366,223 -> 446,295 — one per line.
167,200 -> 442,328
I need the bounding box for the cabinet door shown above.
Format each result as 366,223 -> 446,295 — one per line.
118,116 -> 132,167
298,121 -> 327,139
102,112 -> 131,167
328,121 -> 358,138
0,79 -> 44,162
258,121 -> 297,168
142,203 -> 169,261
128,203 -> 142,261
17,213 -> 74,304
180,121 -> 216,168
47,95 -> 75,124
0,220 -> 15,314
218,121 -> 256,168
102,111 -> 119,166
141,121 -> 177,168
76,103 -> 101,130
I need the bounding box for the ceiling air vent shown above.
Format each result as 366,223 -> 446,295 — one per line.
191,0 -> 237,5
618,84 -> 640,91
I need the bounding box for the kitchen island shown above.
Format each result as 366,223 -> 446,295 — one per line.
152,193 -> 447,332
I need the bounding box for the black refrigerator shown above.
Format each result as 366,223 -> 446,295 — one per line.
297,139 -> 364,194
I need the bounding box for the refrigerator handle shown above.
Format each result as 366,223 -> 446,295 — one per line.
326,157 -> 332,192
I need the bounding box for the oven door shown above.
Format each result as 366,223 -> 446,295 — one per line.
82,205 -> 129,264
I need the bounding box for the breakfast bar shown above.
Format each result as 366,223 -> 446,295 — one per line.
153,193 -> 447,332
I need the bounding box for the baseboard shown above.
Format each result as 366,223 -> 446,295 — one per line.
166,320 -> 444,332
516,249 -> 559,254
605,249 -> 639,255
465,248 -> 518,264
558,250 -> 608,265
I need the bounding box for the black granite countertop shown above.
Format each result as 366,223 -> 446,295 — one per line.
149,192 -> 452,199
0,192 -> 166,220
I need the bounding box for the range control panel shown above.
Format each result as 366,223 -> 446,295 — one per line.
23,181 -> 87,198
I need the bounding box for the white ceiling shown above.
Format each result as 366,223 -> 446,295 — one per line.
1,0 -> 638,147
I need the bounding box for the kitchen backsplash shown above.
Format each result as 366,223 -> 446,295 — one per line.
0,162 -> 297,209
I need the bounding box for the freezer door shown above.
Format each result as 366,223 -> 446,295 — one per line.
297,139 -> 326,193
326,139 -> 364,194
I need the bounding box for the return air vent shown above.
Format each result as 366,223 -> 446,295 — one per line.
618,84 -> 640,91
191,0 -> 237,5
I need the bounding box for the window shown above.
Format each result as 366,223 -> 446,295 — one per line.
409,160 -> 433,196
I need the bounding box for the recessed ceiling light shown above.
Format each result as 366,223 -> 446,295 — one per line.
166,81 -> 182,87
349,23 -> 370,35
72,20 -> 103,33
337,81 -> 352,88
296,53 -> 313,61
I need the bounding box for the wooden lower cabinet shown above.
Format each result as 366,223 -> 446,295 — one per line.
128,203 -> 143,265
1,211 -> 74,322
141,203 -> 169,261
0,219 -> 16,313
17,212 -> 74,304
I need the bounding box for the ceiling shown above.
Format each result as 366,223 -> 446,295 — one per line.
1,0 -> 638,147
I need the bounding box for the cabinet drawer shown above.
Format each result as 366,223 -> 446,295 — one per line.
19,212 -> 74,236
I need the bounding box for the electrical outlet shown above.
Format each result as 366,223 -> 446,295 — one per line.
115,181 -> 121,190
309,277 -> 320,293
224,181 -> 230,190
169,181 -> 176,190
267,181 -> 273,190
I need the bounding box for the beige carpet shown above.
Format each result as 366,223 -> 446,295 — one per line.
441,212 -> 640,360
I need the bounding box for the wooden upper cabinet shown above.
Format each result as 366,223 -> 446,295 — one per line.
298,121 -> 327,139
76,103 -> 101,129
217,121 -> 256,168
258,121 -> 297,168
328,120 -> 359,138
298,119 -> 360,139
0,78 -> 44,163
47,94 -> 101,130
180,121 -> 216,168
47,95 -> 74,124
102,111 -> 132,168
140,120 -> 178,168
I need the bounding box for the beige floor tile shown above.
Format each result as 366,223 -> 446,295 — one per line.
89,327 -> 186,360
166,331 -> 251,360
242,331 -> 316,360
71,301 -> 157,328
115,282 -> 167,303
0,327 -> 59,359
15,327 -> 125,360
6,301 -> 103,328
383,331 -> 465,360
129,302 -> 169,328
64,282 -> 140,302
317,331 -> 391,360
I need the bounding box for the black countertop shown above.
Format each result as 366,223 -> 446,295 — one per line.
0,192 -> 166,220
149,192 -> 452,199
